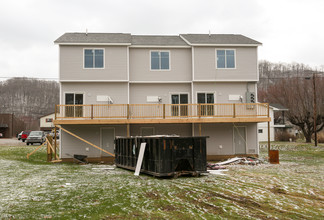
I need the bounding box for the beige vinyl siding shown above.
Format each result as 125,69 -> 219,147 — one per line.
194,47 -> 258,81
60,125 -> 127,158
130,124 -> 192,137
129,83 -> 191,104
129,48 -> 192,81
60,82 -> 128,104
194,123 -> 258,155
60,45 -> 128,81
192,82 -> 256,103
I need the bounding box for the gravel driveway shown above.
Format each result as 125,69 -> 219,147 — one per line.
0,138 -> 26,146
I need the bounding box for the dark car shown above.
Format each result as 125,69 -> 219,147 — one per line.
21,131 -> 31,142
26,131 -> 45,145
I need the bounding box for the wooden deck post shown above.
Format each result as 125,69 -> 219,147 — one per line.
91,104 -> 94,119
54,126 -> 57,159
199,123 -> 202,136
233,103 -> 236,118
127,124 -> 130,137
47,140 -> 52,162
54,105 -> 57,120
163,104 -> 165,119
198,104 -> 201,118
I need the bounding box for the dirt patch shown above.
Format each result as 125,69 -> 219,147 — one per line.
145,191 -> 161,200
270,186 -> 287,194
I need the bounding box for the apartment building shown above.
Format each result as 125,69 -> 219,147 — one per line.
54,33 -> 270,162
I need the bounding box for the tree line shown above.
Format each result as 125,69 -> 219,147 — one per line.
0,78 -> 59,130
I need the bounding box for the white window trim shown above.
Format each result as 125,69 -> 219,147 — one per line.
195,91 -> 216,104
169,92 -> 190,104
150,50 -> 171,71
64,92 -> 85,105
215,49 -> 236,69
83,48 -> 105,69
63,92 -> 85,118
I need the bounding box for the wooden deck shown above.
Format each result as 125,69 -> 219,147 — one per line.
54,103 -> 270,125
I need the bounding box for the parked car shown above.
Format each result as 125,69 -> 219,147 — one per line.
18,131 -> 23,140
21,131 -> 31,142
26,131 -> 46,145
0,133 -> 3,138
50,130 -> 60,139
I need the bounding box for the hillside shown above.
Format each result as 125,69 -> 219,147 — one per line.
0,78 -> 59,120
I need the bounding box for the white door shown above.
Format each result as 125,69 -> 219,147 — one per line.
234,127 -> 246,154
100,128 -> 115,157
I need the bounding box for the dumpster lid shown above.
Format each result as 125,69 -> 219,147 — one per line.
116,135 -> 209,139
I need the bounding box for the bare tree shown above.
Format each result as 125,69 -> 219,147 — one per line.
262,75 -> 324,142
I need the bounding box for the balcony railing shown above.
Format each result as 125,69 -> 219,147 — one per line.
55,103 -> 269,120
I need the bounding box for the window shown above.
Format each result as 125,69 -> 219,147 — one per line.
258,129 -> 263,134
197,93 -> 215,116
65,93 -> 84,117
46,118 -> 53,123
151,51 -> 170,70
216,49 -> 235,69
84,49 -> 104,68
171,93 -> 188,116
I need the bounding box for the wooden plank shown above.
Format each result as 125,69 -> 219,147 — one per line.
47,139 -> 59,160
54,117 -> 271,125
27,143 -> 46,159
134,142 -> 146,176
58,125 -> 115,157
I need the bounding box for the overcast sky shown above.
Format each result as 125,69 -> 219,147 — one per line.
0,0 -> 323,80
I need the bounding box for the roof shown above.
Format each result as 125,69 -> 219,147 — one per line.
54,33 -> 132,45
55,33 -> 261,46
270,103 -> 289,111
131,35 -> 188,46
0,124 -> 8,128
180,34 -> 262,46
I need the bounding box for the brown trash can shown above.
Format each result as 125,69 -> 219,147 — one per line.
269,150 -> 279,164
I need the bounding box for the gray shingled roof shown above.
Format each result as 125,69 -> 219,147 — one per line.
131,35 -> 188,46
270,103 -> 289,111
54,33 -> 261,46
54,33 -> 132,44
180,34 -> 262,45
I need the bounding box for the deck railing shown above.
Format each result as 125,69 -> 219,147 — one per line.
55,103 -> 269,120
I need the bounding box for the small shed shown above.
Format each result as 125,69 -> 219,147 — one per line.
39,113 -> 55,132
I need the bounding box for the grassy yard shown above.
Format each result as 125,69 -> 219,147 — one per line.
0,143 -> 323,219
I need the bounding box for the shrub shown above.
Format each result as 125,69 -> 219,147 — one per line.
275,131 -> 297,142
317,133 -> 324,143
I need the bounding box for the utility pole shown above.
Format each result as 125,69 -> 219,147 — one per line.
313,73 -> 318,146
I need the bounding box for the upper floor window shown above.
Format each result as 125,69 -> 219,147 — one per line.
84,49 -> 104,69
216,49 -> 235,69
151,51 -> 170,70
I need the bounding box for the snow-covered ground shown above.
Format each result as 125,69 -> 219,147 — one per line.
0,144 -> 323,219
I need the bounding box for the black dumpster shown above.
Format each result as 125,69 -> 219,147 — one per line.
115,136 -> 208,177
